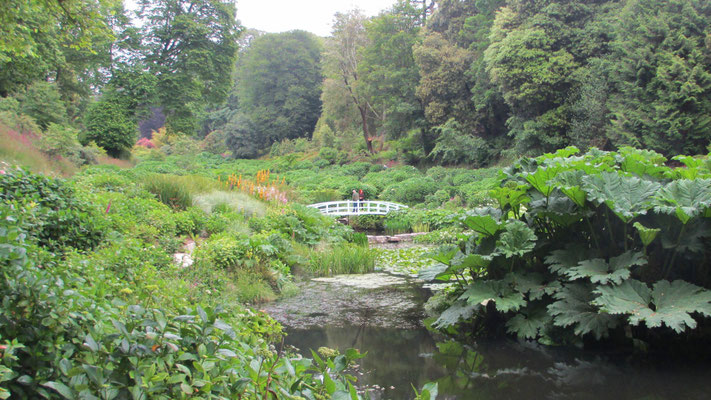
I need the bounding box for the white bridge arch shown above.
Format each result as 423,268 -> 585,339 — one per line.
307,200 -> 408,216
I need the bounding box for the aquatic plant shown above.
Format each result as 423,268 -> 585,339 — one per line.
308,243 -> 377,276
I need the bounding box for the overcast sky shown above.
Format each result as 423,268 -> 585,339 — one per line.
236,0 -> 397,37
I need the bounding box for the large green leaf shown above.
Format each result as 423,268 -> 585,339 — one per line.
653,179 -> 711,224
506,272 -> 561,300
547,283 -> 620,339
633,222 -> 660,247
564,251 -> 646,285
505,306 -> 552,340
545,245 -> 590,275
552,170 -> 587,207
582,171 -> 660,223
616,147 -> 669,179
496,220 -> 536,258
462,208 -> 502,237
459,280 -> 526,313
489,184 -> 530,213
433,300 -> 478,329
594,279 -> 711,333
523,165 -> 563,196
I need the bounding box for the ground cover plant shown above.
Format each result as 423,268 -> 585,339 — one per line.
0,166 -> 369,399
421,147 -> 711,349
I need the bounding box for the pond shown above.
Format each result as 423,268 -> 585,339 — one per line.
263,248 -> 711,400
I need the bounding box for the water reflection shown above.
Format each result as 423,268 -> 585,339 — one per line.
285,326 -> 444,399
285,327 -> 711,400
266,272 -> 711,400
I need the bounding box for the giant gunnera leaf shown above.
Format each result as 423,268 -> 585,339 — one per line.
545,245 -> 590,275
496,220 -> 537,258
433,299 -> 478,329
459,280 -> 526,313
593,279 -> 711,333
582,171 -> 660,223
462,207 -> 502,237
564,251 -> 646,285
653,179 -> 711,224
506,306 -> 552,340
548,283 -> 620,339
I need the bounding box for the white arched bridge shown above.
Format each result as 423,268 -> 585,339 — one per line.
307,200 -> 408,216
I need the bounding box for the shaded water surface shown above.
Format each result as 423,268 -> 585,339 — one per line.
264,272 -> 711,399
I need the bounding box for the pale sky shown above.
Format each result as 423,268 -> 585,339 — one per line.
236,0 -> 397,37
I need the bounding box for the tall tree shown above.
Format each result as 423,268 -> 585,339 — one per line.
359,1 -> 425,141
605,0 -> 711,155
326,10 -> 378,153
225,30 -> 323,157
137,0 -> 240,135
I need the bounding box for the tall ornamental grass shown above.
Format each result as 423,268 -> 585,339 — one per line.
193,190 -> 266,217
308,243 -> 377,276
142,174 -> 193,210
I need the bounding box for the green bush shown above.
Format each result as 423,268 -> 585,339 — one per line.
382,176 -> 438,204
0,167 -> 105,252
173,206 -> 207,235
83,96 -> 137,157
309,188 -> 342,203
318,146 -> 339,164
193,233 -> 249,270
362,165 -> 422,193
350,215 -> 383,231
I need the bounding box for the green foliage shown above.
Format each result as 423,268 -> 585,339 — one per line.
83,97 -> 137,157
14,82 -> 68,130
193,190 -> 266,218
423,147 -> 711,348
382,176 -> 438,204
429,119 -> 491,166
139,0 -> 240,136
142,174 -> 193,210
307,243 -> 377,276
226,30 -> 322,155
0,167 -> 105,252
0,165 -> 370,399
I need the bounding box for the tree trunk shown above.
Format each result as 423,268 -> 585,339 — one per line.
359,105 -> 374,153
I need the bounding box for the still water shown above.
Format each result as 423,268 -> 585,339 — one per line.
263,272 -> 711,400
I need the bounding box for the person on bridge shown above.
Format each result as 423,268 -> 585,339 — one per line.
352,189 -> 359,212
358,188 -> 365,210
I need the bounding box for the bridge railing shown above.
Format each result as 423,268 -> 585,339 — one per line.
307,200 -> 408,216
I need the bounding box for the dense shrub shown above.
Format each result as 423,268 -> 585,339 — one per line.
83,97 -> 137,157
381,177 -> 438,204
0,167 -> 105,252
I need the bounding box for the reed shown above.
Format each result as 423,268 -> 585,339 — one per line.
308,243 -> 377,276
